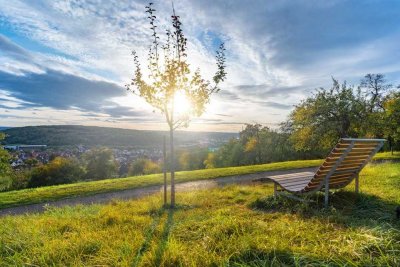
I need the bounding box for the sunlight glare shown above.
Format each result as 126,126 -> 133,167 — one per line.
174,90 -> 192,115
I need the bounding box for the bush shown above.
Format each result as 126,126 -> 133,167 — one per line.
0,145 -> 13,192
10,170 -> 31,190
28,157 -> 84,187
128,158 -> 161,176
84,147 -> 118,180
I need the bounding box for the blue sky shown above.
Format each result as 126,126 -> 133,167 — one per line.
0,0 -> 399,132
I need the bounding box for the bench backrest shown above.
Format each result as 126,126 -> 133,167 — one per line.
304,138 -> 385,192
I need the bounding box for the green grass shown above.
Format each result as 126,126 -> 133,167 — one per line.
0,152 -> 398,210
0,159 -> 323,209
0,161 -> 399,266
374,151 -> 400,160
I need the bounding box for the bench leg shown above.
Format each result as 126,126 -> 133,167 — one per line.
355,175 -> 359,194
324,184 -> 329,209
273,182 -> 278,200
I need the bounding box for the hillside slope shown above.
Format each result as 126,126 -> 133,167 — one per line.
0,161 -> 399,266
1,125 -> 237,147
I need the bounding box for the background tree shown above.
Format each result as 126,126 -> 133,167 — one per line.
360,74 -> 392,112
28,157 -> 83,187
84,147 -> 118,180
286,78 -> 365,151
0,133 -> 13,191
127,2 -> 226,207
128,158 -> 161,176
383,92 -> 400,153
359,74 -> 393,138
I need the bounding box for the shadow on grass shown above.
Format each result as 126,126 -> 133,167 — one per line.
250,190 -> 400,228
227,248 -> 344,267
154,207 -> 174,266
132,204 -> 193,267
132,207 -> 165,267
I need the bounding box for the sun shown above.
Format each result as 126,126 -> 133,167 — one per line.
173,90 -> 192,115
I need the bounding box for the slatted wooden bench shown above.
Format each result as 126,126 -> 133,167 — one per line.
263,138 -> 385,208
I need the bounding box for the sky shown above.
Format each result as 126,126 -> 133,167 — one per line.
0,0 -> 400,132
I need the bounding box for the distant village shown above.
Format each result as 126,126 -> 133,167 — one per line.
3,136 -> 227,173
4,145 -> 163,169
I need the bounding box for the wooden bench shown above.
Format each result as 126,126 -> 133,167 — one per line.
264,138 -> 385,208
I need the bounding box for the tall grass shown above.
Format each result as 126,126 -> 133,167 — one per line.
1,152 -> 398,210
0,159 -> 323,209
1,161 -> 399,266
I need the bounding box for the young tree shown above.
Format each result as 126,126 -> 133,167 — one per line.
127,2 -> 226,207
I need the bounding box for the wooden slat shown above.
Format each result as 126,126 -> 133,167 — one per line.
334,147 -> 375,152
280,179 -> 311,187
319,165 -> 360,172
304,178 -> 351,191
313,173 -> 352,181
317,168 -> 357,176
322,160 -> 364,168
284,184 -> 308,191
272,176 -> 312,183
325,155 -> 369,162
268,172 -> 313,180
337,143 -> 378,149
337,159 -> 366,165
331,151 -> 373,157
277,175 -> 312,184
341,139 -> 381,144
337,162 -> 363,168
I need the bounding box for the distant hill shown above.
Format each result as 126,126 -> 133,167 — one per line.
1,125 -> 237,148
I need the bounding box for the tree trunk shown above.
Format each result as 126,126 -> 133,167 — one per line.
170,127 -> 175,208
163,135 -> 167,206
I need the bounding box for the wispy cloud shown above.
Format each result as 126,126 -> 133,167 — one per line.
0,0 -> 399,131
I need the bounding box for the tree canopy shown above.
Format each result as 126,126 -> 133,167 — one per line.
286,74 -> 399,151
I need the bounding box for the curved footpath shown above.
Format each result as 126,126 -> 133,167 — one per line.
0,167 -> 317,216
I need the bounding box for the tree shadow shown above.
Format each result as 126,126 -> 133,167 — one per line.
154,207 -> 174,266
132,207 -> 164,267
250,190 -> 400,229
226,248 -> 342,266
132,204 -> 193,266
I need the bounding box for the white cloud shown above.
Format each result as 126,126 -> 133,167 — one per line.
0,0 -> 399,131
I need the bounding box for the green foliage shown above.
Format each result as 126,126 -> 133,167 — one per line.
287,78 -> 365,151
384,92 -> 400,148
84,147 -> 118,180
286,74 -> 400,152
127,3 -> 226,130
28,157 -> 84,187
129,158 -> 161,176
0,158 -> 327,209
0,134 -> 12,192
0,162 -> 399,265
10,170 -> 30,191
176,147 -> 209,171
212,124 -> 324,167
127,2 -> 227,206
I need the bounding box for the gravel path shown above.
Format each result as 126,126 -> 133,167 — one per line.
0,167 -> 317,216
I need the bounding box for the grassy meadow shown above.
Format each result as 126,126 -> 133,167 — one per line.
1,161 -> 399,266
0,152 -> 398,210
0,159 -> 324,209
